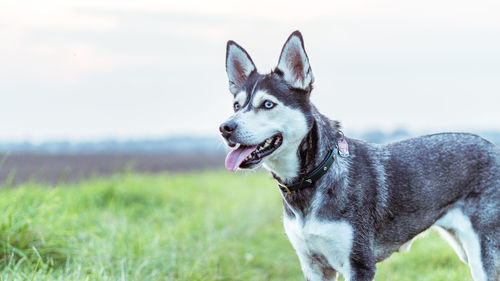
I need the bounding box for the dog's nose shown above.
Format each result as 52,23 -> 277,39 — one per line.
219,121 -> 237,138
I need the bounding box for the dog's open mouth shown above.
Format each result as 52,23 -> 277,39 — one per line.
225,134 -> 283,171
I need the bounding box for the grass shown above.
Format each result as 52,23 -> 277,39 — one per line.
0,171 -> 473,280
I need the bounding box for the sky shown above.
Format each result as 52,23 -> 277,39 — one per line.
1,0 -> 499,141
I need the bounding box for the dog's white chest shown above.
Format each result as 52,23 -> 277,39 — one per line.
284,215 -> 353,280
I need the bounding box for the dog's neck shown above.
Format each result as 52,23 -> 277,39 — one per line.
265,106 -> 344,218
297,109 -> 342,181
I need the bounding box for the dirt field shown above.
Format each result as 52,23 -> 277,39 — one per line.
0,153 -> 226,186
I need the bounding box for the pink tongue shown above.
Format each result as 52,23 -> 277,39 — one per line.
225,145 -> 258,171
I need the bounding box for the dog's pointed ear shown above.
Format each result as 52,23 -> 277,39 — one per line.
226,41 -> 256,94
275,31 -> 314,90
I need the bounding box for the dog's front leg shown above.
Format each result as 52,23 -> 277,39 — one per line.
348,259 -> 376,281
284,217 -> 338,281
347,233 -> 376,281
296,251 -> 338,281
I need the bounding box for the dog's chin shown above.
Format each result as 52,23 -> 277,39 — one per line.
237,134 -> 283,170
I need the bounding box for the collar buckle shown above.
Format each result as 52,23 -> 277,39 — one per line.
278,182 -> 292,194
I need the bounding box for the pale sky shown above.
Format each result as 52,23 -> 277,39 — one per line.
1,0 -> 499,141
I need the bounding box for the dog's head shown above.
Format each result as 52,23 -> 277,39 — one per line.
220,31 -> 315,178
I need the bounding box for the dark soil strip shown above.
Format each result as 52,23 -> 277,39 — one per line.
0,153 -> 226,186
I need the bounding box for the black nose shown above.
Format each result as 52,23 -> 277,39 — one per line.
219,121 -> 237,138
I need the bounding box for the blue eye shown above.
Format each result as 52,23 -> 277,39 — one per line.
263,100 -> 275,109
233,102 -> 240,111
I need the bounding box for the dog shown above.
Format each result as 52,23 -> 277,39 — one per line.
219,31 -> 500,281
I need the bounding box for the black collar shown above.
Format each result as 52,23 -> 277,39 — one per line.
277,147 -> 338,194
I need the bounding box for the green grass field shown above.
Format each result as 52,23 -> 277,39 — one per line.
0,171 -> 473,280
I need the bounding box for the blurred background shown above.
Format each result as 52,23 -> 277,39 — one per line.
1,0 -> 499,185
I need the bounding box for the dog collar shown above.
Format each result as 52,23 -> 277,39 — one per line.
277,147 -> 339,194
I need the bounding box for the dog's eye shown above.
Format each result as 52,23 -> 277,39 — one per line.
263,100 -> 275,109
233,102 -> 240,111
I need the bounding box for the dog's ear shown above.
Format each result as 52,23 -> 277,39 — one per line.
275,31 -> 314,90
226,41 -> 256,94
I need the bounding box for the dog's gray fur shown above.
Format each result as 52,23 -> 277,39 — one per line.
221,31 -> 500,281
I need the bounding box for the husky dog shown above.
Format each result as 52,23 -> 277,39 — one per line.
219,31 -> 500,281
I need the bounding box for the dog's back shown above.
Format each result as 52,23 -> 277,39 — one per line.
381,132 -> 500,214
